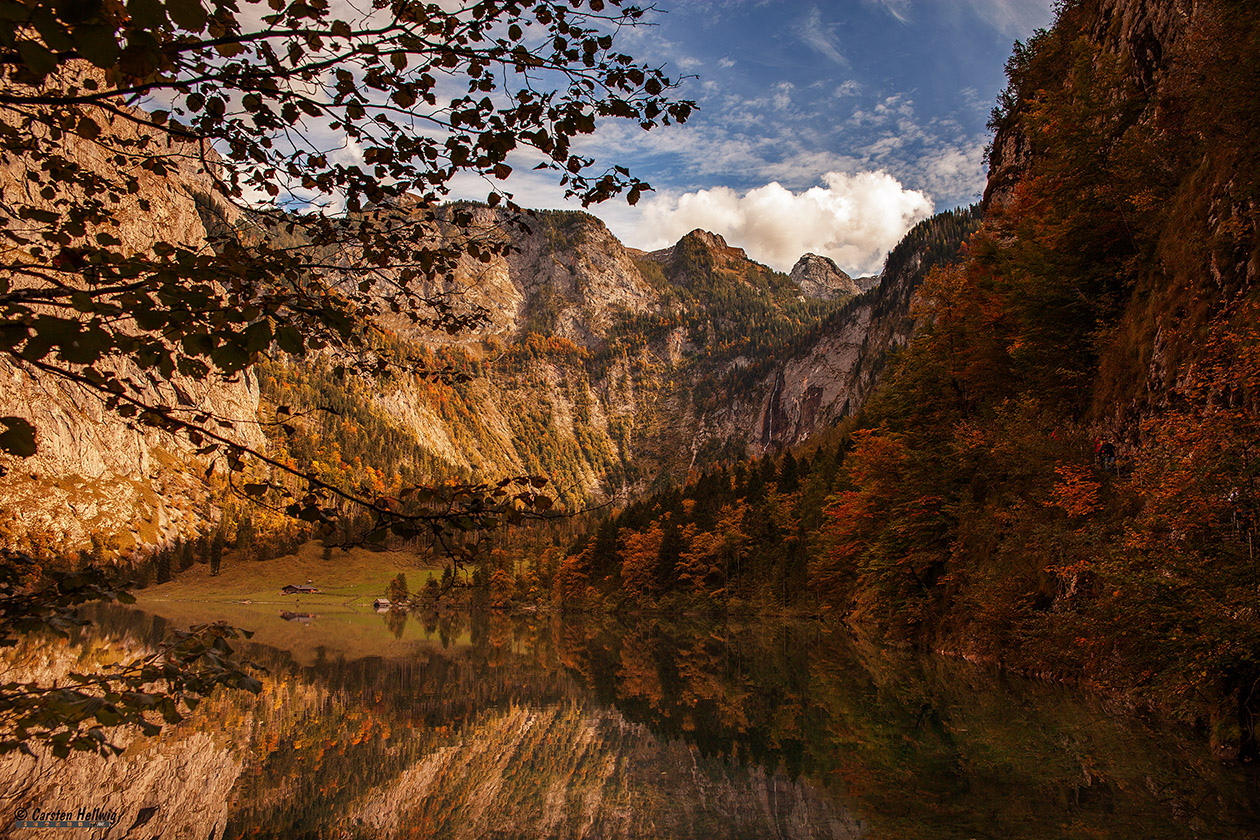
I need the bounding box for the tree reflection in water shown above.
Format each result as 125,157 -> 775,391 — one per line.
1,606 -> 1257,840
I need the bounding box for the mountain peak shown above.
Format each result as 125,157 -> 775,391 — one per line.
683,228 -> 731,250
641,228 -> 751,266
789,253 -> 860,299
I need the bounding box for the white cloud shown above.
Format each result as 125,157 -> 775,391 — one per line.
795,8 -> 848,66
866,0 -> 911,25
960,0 -> 1055,36
868,0 -> 1052,35
834,80 -> 862,98
913,141 -> 989,205
635,171 -> 933,275
772,81 -> 795,111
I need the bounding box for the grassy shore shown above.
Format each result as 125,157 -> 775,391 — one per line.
137,539 -> 442,606
132,540 -> 460,663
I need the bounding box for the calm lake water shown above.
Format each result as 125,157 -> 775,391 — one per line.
2,604 -> 1258,840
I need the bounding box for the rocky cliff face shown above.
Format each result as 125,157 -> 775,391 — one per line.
721,208 -> 982,453
985,0 -> 1195,208
414,206 -> 660,348
789,253 -> 862,300
638,228 -> 751,274
0,109 -> 262,557
984,0 -> 1257,440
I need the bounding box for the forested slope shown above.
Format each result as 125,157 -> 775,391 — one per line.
810,0 -> 1260,757
567,0 -> 1260,759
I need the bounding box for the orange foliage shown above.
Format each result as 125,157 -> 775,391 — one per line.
619,521 -> 664,598
1049,464 -> 1102,518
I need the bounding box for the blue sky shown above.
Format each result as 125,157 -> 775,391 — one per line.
452,0 -> 1057,274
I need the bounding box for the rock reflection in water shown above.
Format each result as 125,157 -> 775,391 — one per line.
0,607 -> 1257,840
349,704 -> 860,840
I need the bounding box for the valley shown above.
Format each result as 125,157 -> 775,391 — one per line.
2,0 -> 1260,835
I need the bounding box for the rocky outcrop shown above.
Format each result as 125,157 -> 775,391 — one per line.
853,274 -> 881,293
640,228 -> 753,275
789,254 -> 861,299
0,108 -> 262,556
407,206 -> 659,348
723,208 -> 982,453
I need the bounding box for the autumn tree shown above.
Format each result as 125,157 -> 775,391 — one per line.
619,520 -> 664,601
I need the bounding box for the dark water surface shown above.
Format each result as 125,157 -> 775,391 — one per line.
2,605 -> 1257,840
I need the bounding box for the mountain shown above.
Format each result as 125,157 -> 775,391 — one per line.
0,112 -> 262,556
789,254 -> 861,300
0,125 -> 972,560
258,205 -> 983,522
257,214 -> 849,513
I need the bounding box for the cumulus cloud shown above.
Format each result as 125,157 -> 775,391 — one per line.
636,171 -> 933,275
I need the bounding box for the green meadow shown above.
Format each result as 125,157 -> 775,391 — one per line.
133,541 -> 461,663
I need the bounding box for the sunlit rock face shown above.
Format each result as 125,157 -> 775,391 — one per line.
404,206 -> 661,349
0,107 -> 262,555
789,254 -> 861,300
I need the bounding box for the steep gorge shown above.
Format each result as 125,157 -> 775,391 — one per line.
255,205 -> 975,517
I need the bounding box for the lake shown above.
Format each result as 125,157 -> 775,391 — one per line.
2,604 -> 1257,839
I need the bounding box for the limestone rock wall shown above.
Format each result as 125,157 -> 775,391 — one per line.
789,253 -> 861,300
0,108 -> 262,555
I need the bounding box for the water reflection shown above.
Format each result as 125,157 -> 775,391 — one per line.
2,606 -> 1257,840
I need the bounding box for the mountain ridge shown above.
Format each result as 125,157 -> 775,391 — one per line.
0,123 -> 971,560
